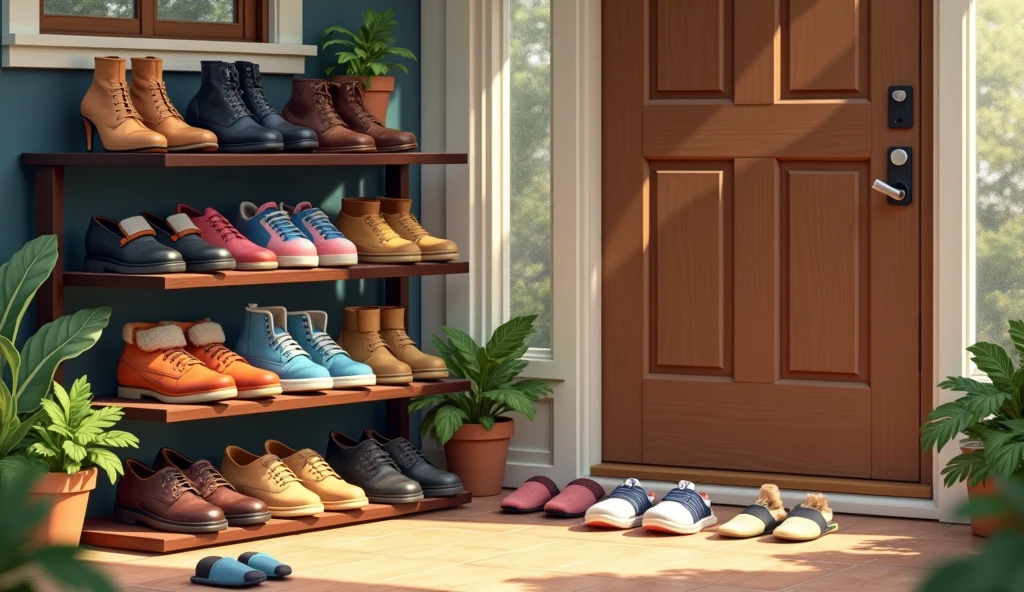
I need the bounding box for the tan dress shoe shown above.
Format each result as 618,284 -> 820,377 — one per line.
130,57 -> 218,152
337,198 -> 421,264
379,306 -> 449,380
378,197 -> 460,262
219,446 -> 324,518
81,57 -> 167,152
265,440 -> 369,511
341,307 -> 413,385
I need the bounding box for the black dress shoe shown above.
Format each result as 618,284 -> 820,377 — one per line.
184,61 -> 283,153
84,215 -> 185,274
140,212 -> 235,272
363,429 -> 464,497
325,431 -> 424,504
235,61 -> 319,152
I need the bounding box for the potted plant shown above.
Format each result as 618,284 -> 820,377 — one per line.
320,7 -> 418,124
411,315 -> 553,496
921,320 -> 1024,536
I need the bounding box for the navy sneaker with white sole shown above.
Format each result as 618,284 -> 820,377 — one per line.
583,478 -> 654,529
642,480 -> 718,535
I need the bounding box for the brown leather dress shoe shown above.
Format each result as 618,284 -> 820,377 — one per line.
114,459 -> 228,533
281,79 -> 376,152
153,448 -> 272,526
331,80 -> 418,152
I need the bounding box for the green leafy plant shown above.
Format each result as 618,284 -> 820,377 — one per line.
410,315 -> 553,445
320,8 -> 417,78
922,320 -> 1024,488
0,466 -> 114,592
27,376 -> 137,484
0,235 -> 111,481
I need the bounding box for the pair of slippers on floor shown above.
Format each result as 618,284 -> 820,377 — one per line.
501,476 -> 606,517
718,484 -> 838,541
192,552 -> 292,588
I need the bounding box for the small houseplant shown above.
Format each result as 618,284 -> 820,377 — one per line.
320,7 -> 418,123
921,320 -> 1024,536
411,315 -> 553,496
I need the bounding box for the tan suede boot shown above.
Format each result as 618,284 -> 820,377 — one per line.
81,57 -> 167,152
337,198 -> 421,263
130,57 -> 218,152
341,307 -> 412,385
379,306 -> 448,380
378,197 -> 459,261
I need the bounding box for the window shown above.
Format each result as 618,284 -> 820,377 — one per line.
40,0 -> 267,42
508,0 -> 553,352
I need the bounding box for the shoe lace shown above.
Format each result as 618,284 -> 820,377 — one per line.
203,343 -> 243,367
263,209 -> 306,241
307,453 -> 340,480
111,81 -> 142,123
242,64 -> 275,118
394,438 -> 427,466
149,81 -> 181,121
160,348 -> 202,372
388,329 -> 416,350
221,66 -> 251,120
263,458 -> 301,487
189,461 -> 233,497
207,212 -> 245,242
365,332 -> 391,354
396,213 -> 428,240
312,80 -> 344,127
270,331 -> 308,360
360,444 -> 398,475
305,209 -> 344,240
311,332 -> 345,361
365,215 -> 401,243
345,81 -> 382,127
161,470 -> 199,501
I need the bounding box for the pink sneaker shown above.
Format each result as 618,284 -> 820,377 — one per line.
236,202 -> 319,268
176,205 -> 278,271
280,202 -> 358,267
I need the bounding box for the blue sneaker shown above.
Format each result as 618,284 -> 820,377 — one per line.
280,202 -> 358,267
236,201 -> 318,268
584,478 -> 654,529
286,310 -> 376,388
234,304 -> 334,393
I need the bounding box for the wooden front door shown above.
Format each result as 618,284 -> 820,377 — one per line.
602,0 -> 923,482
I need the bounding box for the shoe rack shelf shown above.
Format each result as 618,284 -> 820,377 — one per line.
81,492 -> 473,553
21,152 -> 468,167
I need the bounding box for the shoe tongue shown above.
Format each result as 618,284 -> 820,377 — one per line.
293,202 -> 314,213
273,326 -> 287,335
118,215 -> 155,239
623,478 -> 642,489
165,213 -> 201,235
677,480 -> 695,491
256,201 -> 279,214
203,207 -> 225,219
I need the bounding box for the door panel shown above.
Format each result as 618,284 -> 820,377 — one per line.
651,0 -> 733,97
783,0 -> 869,97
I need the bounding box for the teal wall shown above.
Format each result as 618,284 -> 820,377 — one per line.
0,1 -> 424,515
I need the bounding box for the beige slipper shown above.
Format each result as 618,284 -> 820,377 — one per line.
718,484 -> 788,538
772,493 -> 838,541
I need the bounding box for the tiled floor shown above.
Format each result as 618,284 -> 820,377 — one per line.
77,493 -> 980,591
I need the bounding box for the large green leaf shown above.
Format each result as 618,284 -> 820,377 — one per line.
0,235 -> 58,345
434,405 -> 468,445
940,452 -> 986,487
442,326 -> 482,377
16,307 -> 110,413
0,408 -> 43,457
968,342 -> 1016,391
485,315 -> 537,360
1009,320 -> 1024,363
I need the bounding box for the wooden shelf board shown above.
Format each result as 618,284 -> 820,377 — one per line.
64,262 -> 468,290
21,152 -> 468,168
93,379 -> 469,423
81,493 -> 472,553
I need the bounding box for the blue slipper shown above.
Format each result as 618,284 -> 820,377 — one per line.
238,552 -> 292,579
191,556 -> 266,588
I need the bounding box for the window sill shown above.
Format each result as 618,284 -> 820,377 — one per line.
1,34 -> 316,73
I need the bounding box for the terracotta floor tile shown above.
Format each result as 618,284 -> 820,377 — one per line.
788,564 -> 930,592
385,563 -> 611,591
866,539 -> 979,569
652,549 -> 850,589
581,579 -> 705,591
736,532 -> 917,564
838,516 -> 956,538
550,544 -> 710,579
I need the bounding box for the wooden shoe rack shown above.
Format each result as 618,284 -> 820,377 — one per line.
22,151 -> 473,553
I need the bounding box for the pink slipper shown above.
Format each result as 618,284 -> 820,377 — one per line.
501,476 -> 560,513
544,478 -> 606,518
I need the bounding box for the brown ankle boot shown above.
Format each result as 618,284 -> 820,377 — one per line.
379,307 -> 448,381
81,57 -> 167,152
341,307 -> 412,385
378,197 -> 459,262
330,80 -> 418,152
130,57 -> 218,152
281,79 -> 375,152
337,198 -> 421,263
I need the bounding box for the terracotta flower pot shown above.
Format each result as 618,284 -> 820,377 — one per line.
444,418 -> 514,497
329,75 -> 394,124
960,440 -> 1007,537
28,468 -> 97,547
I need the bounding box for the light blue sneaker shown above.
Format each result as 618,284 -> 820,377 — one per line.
234,304 -> 334,393
236,201 -> 319,268
287,310 -> 376,388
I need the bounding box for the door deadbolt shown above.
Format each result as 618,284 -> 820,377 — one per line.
890,149 -> 909,166
888,85 -> 914,128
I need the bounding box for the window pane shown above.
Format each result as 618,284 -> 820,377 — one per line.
509,0 -> 552,351
158,0 -> 235,23
975,0 -> 1024,351
43,0 -> 135,18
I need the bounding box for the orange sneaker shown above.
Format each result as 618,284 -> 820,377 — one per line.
167,320 -> 282,399
117,323 -> 237,404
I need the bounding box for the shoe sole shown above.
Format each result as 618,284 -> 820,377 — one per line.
374,373 -> 414,385
114,505 -> 229,533
117,386 -> 238,404
276,255 -> 319,268
85,257 -> 186,274
411,369 -> 449,381
217,142 -> 284,153
280,377 -> 334,393
422,485 -> 464,498
236,384 -> 283,399
167,142 -> 219,152
234,261 -> 278,271
226,511 -> 273,526
323,497 -> 370,511
355,253 -> 422,264
367,492 -> 425,504
317,253 -> 359,266
331,374 -> 377,388
284,139 -> 320,152
185,259 -> 237,272
375,143 -> 419,153
315,146 -> 377,153
268,503 -> 324,517
584,514 -> 644,529
642,514 -> 718,535
419,251 -> 460,262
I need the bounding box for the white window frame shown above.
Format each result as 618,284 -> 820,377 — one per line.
1,0 -> 314,73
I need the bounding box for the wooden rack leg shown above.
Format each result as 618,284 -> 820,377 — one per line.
35,166 -> 65,381
383,163 -> 411,438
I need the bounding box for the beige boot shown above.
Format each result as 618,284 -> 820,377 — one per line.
379,306 -> 448,380
130,57 -> 218,152
378,197 -> 459,261
81,57 -> 167,152
337,198 -> 421,263
341,307 -> 413,384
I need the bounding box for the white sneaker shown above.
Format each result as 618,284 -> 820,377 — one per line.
642,480 -> 718,535
583,478 -> 654,529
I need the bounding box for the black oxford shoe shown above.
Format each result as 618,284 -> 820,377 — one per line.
326,431 -> 424,504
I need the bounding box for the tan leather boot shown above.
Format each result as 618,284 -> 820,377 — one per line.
81,57 -> 167,152
341,307 -> 413,385
378,197 -> 459,262
379,306 -> 448,380
337,198 -> 421,263
130,57 -> 218,152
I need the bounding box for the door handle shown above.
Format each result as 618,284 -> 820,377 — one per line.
872,179 -> 907,202
873,147 -> 913,206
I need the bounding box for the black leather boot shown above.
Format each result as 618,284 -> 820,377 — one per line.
326,431 -> 424,504
235,61 -> 318,152
184,61 -> 283,153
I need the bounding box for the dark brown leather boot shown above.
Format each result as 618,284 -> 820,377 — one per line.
331,80 -> 418,152
281,79 -> 375,153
